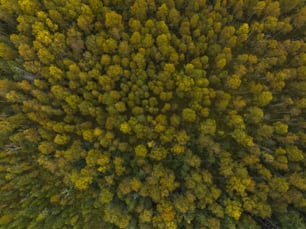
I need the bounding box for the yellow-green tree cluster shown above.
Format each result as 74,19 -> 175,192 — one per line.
0,0 -> 306,228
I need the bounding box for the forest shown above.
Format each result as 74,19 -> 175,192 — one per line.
0,0 -> 305,228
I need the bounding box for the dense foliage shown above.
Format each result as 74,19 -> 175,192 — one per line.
0,0 -> 306,228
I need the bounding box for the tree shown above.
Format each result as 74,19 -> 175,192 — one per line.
0,42 -> 17,60
18,0 -> 41,15
135,144 -> 148,157
156,4 -> 168,21
224,199 -> 242,220
225,74 -> 241,89
199,119 -> 216,136
130,0 -> 148,21
231,129 -> 254,147
105,10 -> 123,29
245,106 -> 264,124
273,121 -> 288,135
286,145 -> 304,161
168,8 -> 180,27
77,4 -> 94,34
182,108 -> 196,122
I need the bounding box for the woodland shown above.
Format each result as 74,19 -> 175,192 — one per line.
0,0 -> 306,228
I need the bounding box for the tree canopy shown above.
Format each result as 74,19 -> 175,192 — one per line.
0,0 -> 305,228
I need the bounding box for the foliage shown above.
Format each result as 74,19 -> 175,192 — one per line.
0,0 -> 305,228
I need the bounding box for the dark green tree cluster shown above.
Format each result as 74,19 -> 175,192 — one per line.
0,0 -> 306,228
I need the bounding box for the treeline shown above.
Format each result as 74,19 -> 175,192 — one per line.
0,0 -> 305,228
